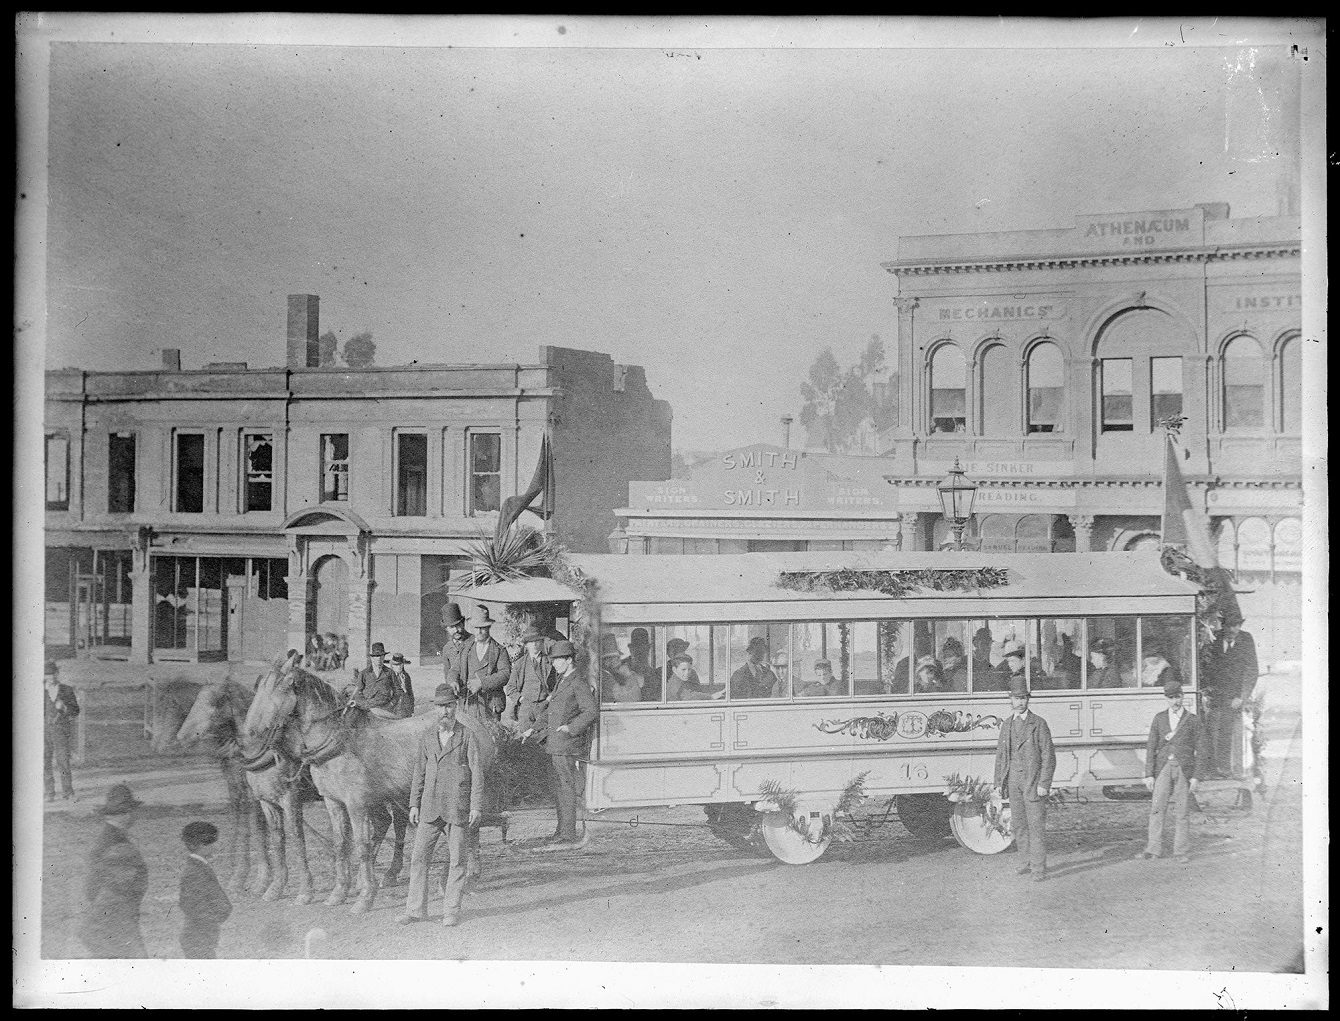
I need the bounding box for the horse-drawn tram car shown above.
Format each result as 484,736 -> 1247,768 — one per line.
465,550 -> 1203,865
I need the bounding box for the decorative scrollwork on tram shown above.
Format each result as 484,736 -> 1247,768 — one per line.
814,712 -> 901,741
924,709 -> 1003,737
815,709 -> 1003,743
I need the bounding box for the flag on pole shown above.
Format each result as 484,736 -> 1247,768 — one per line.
495,432 -> 553,540
1160,433 -> 1242,623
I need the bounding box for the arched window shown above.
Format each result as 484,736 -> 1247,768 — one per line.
1015,514 -> 1052,552
929,344 -> 966,434
979,514 -> 1014,553
978,344 -> 1013,435
1123,533 -> 1161,553
1026,342 -> 1065,434
1279,335 -> 1301,434
1223,336 -> 1265,429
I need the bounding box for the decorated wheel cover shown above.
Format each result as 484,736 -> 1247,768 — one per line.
759,803 -> 833,865
948,796 -> 1014,855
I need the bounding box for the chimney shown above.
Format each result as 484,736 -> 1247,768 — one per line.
162,349 -> 181,371
781,414 -> 794,449
287,294 -> 320,369
1196,202 -> 1230,221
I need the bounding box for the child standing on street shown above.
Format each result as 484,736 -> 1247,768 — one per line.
178,821 -> 232,959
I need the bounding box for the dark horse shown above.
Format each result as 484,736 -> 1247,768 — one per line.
244,653 -> 430,914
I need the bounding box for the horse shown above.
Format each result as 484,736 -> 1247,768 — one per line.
148,678 -> 211,755
175,676 -> 321,902
244,653 -> 425,914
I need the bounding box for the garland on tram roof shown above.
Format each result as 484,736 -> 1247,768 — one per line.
776,567 -> 1009,599
756,771 -> 871,846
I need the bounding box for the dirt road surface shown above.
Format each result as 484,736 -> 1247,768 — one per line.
38,675 -> 1307,974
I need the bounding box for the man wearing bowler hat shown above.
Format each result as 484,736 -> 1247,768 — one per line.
349,642 -> 399,719
526,640 -> 599,850
44,660 -> 81,802
1136,679 -> 1210,863
78,783 -> 150,958
993,677 -> 1056,881
440,602 -> 472,695
398,683 -> 485,928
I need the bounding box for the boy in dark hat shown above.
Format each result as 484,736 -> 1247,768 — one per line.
993,678 -> 1056,881
1136,680 -> 1210,863
178,821 -> 233,958
388,653 -> 415,719
77,783 -> 149,958
349,641 -> 399,718
43,660 -> 81,801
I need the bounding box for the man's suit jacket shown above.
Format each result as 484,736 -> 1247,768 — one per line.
388,670 -> 415,719
78,823 -> 149,958
993,711 -> 1057,801
1145,707 -> 1210,780
507,652 -> 554,729
1204,631 -> 1260,702
44,683 -> 81,737
537,668 -> 599,757
410,721 -> 485,825
351,665 -> 399,712
179,855 -> 232,941
453,638 -> 511,716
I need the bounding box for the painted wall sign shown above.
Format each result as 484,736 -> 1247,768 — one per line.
1218,293 -> 1303,313
931,302 -> 1068,323
919,459 -> 1076,478
630,516 -> 896,535
897,485 -> 1078,512
1075,207 -> 1204,252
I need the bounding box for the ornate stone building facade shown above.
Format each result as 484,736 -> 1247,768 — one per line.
44,295 -> 671,680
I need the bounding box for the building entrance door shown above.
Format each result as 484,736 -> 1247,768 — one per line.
311,554 -> 349,640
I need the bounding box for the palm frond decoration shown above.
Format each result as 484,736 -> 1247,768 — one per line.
463,524 -> 560,587
756,772 -> 871,846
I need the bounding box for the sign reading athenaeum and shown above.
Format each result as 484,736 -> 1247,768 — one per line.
627,445 -> 897,516
1074,206 -> 1205,252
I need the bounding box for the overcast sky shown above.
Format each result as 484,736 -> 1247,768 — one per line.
40,20 -> 1305,452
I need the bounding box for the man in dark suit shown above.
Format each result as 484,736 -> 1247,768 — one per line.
440,601 -> 471,695
178,821 -> 232,958
1135,680 -> 1209,864
505,630 -> 554,733
43,660 -> 81,801
398,684 -> 485,928
1202,613 -> 1260,778
526,640 -> 599,851
450,607 -> 511,723
387,653 -> 415,719
993,677 -> 1056,881
348,642 -> 399,718
77,784 -> 149,958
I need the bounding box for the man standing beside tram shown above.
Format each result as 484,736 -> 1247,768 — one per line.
994,677 -> 1056,882
524,640 -> 598,850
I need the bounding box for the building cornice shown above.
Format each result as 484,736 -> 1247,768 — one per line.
882,243 -> 1301,278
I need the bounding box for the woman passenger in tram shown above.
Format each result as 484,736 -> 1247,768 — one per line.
667,654 -> 717,701
939,638 -> 969,692
1139,647 -> 1181,689
1087,638 -> 1125,688
913,656 -> 946,694
600,635 -> 645,703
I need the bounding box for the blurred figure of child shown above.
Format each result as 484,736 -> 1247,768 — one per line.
178,820 -> 233,959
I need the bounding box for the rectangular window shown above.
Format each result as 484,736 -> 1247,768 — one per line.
1100,359 -> 1134,432
468,432 -> 502,514
1138,615 -> 1195,690
664,624 -> 724,702
600,625 -> 662,705
108,433 -> 136,513
321,434 -> 349,503
1149,357 -> 1183,431
727,624 -> 788,700
243,433 -> 273,512
1083,617 -> 1138,688
396,433 -> 428,517
791,623 -> 853,698
45,434 -> 70,510
174,433 -> 205,513
1028,619 -> 1083,690
249,557 -> 289,600
967,619 -> 1029,691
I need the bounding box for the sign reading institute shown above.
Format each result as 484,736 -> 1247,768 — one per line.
628,444 -> 897,515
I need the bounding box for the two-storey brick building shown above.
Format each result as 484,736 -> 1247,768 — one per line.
44,295 -> 672,678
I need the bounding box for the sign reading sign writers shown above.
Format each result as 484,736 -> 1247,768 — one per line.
627,444 -> 897,515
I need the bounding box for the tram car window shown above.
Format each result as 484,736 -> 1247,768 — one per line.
598,625 -> 663,705
968,619 -> 1029,691
727,624 -> 789,700
1137,615 -> 1195,690
1084,617 -> 1138,688
791,623 -> 852,698
1028,618 -> 1084,690
663,625 -> 725,702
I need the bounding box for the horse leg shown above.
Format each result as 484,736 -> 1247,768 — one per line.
369,804 -> 402,889
227,786 -> 252,892
256,799 -> 284,899
349,805 -> 377,915
284,788 -> 315,905
323,801 -> 351,908
384,806 -> 408,888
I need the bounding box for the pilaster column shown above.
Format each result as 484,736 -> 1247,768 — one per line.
285,535 -> 308,657
128,532 -> 152,665
899,512 -> 921,552
1069,514 -> 1096,553
347,577 -> 373,668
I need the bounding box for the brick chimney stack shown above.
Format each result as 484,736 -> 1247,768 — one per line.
287,294 -> 320,369
162,349 -> 181,371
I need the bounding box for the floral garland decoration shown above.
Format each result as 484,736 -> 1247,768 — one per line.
943,772 -> 1009,839
756,771 -> 871,846
777,567 -> 1009,600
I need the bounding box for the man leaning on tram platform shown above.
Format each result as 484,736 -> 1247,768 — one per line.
994,677 -> 1056,882
524,640 -> 598,851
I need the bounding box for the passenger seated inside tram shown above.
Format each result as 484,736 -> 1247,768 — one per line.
1087,639 -> 1125,688
667,654 -> 718,701
730,637 -> 780,700
1139,648 -> 1181,689
623,628 -> 659,701
983,639 -> 1026,692
939,638 -> 968,692
913,656 -> 946,694
971,627 -> 996,678
600,635 -> 644,703
769,652 -> 790,698
797,660 -> 841,698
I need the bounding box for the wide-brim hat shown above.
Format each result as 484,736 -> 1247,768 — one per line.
1001,640 -> 1026,659
369,642 -> 387,657
520,630 -> 545,645
469,607 -> 494,628
99,783 -> 144,816
1008,677 -> 1030,698
389,653 -> 410,665
441,603 -> 466,626
1162,679 -> 1184,698
915,655 -> 940,672
549,640 -> 577,659
433,683 -> 460,706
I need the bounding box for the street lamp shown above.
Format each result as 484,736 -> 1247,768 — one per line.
936,457 -> 978,551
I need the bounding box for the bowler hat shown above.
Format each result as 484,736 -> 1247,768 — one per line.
520,630 -> 545,645
433,682 -> 459,706
469,606 -> 494,628
814,659 -> 832,670
746,637 -> 769,654
182,821 -> 219,847
599,634 -> 622,658
550,640 -> 577,659
369,642 -> 387,658
441,603 -> 466,626
44,660 -> 59,677
389,653 -> 410,665
1162,679 -> 1184,699
666,638 -> 690,656
99,783 -> 144,816
1008,677 -> 1030,698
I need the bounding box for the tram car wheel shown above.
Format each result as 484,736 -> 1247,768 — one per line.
703,803 -> 768,856
894,793 -> 954,841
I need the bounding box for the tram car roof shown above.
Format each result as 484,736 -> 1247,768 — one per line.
462,551 -> 1200,623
